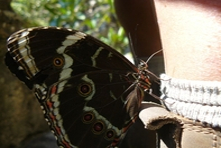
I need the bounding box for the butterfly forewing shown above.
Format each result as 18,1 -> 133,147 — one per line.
5,27 -> 149,148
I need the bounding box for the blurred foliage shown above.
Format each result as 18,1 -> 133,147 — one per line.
11,0 -> 129,53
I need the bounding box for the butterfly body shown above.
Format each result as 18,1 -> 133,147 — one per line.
5,27 -> 151,148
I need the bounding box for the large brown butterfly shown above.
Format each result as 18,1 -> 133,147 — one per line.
5,27 -> 154,148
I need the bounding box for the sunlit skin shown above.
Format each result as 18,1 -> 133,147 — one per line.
154,0 -> 221,81
115,0 -> 221,81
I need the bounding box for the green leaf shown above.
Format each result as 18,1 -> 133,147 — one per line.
11,0 -> 129,54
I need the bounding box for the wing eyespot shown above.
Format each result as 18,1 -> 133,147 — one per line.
92,120 -> 105,135
78,82 -> 93,97
105,129 -> 116,141
53,56 -> 64,68
82,112 -> 95,124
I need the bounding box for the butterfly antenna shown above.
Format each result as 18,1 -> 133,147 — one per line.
128,32 -> 139,64
145,49 -> 162,64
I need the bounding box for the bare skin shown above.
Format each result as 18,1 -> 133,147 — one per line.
154,0 -> 221,81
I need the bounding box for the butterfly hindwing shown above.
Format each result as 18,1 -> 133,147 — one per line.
43,71 -> 133,147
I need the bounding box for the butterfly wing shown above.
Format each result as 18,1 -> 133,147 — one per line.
43,71 -> 135,147
5,27 -> 143,148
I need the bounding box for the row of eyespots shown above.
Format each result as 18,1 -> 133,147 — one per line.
82,111 -> 116,141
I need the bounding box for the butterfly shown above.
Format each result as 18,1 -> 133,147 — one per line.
5,27 -> 154,148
